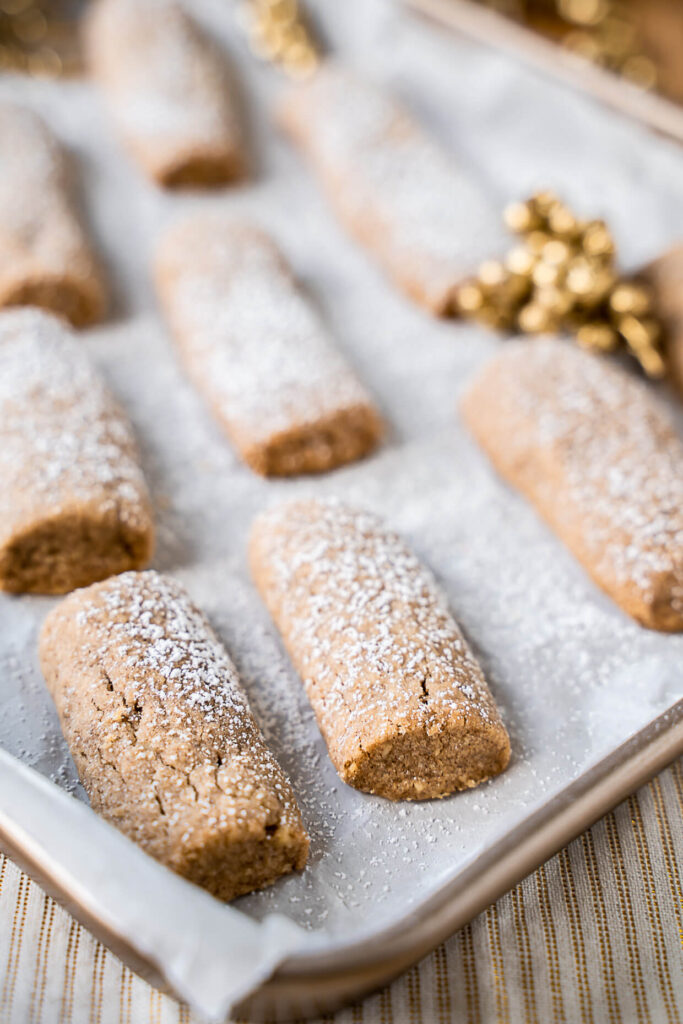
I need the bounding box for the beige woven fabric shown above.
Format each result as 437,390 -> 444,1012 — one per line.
0,759 -> 682,1023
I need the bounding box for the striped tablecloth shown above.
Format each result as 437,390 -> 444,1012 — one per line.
1,757 -> 681,1023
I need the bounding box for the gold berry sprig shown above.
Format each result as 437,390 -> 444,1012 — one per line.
557,0 -> 657,90
455,191 -> 666,379
236,0 -> 320,80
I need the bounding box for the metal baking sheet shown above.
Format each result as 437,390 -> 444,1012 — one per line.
1,0 -> 683,1019
404,0 -> 683,146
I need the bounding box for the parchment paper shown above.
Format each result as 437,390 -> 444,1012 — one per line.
1,0 -> 683,1017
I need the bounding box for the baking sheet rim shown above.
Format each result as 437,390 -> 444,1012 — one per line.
402,0 -> 683,145
1,699 -> 682,1020
239,696 -> 683,1017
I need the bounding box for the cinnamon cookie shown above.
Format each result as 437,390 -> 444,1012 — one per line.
39,571 -> 309,900
0,103 -> 106,327
278,62 -> 504,315
155,214 -> 384,476
84,0 -> 246,187
461,337 -> 683,631
0,309 -> 154,594
249,499 -> 510,800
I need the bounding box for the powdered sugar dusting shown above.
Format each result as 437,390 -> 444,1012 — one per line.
0,103 -> 99,282
466,338 -> 683,613
279,62 -> 507,309
0,308 -> 150,540
86,0 -> 241,148
0,103 -> 66,215
77,570 -> 251,726
251,498 -> 504,759
156,215 -> 377,445
46,569 -> 305,856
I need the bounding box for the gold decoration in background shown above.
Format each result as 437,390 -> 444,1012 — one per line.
0,0 -> 82,76
474,0 -> 657,91
558,0 -> 657,88
456,191 -> 667,379
236,0 -> 320,79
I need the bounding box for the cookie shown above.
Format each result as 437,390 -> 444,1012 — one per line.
39,570 -> 309,901
643,245 -> 683,397
155,214 -> 384,476
0,103 -> 106,327
84,0 -> 247,188
0,309 -> 154,594
461,337 -> 683,631
249,499 -> 510,800
278,62 -> 504,315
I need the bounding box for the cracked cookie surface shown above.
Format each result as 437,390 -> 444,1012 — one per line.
249,498 -> 510,800
39,570 -> 309,900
